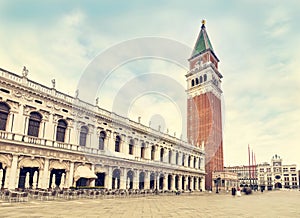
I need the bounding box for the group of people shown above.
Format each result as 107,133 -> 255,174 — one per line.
231,187 -> 241,197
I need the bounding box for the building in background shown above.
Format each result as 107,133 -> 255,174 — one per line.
212,171 -> 238,193
224,165 -> 258,190
186,20 -> 224,190
225,154 -> 298,190
257,154 -> 298,190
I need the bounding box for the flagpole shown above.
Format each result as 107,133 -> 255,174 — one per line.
254,152 -> 257,188
251,149 -> 254,189
248,144 -> 251,188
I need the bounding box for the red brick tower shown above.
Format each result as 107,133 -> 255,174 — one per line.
186,20 -> 224,190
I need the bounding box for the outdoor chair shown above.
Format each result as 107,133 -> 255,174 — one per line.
30,190 -> 39,199
67,191 -> 75,199
119,189 -> 126,198
2,190 -> 10,200
19,192 -> 29,202
103,189 -> 110,198
49,190 -> 57,200
88,191 -> 95,199
75,190 -> 81,199
8,192 -> 18,202
39,191 -> 49,200
94,191 -> 100,198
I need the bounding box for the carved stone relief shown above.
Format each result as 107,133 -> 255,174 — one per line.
12,90 -> 23,98
0,154 -> 12,168
18,157 -> 44,169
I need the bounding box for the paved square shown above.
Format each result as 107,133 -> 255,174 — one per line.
1,190 -> 299,217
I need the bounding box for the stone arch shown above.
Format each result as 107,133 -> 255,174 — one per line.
98,130 -> 106,150
275,182 -> 282,189
0,102 -> 10,131
127,169 -> 134,189
112,168 -> 121,189
0,101 -> 11,110
94,165 -> 107,174
49,160 -> 69,171
94,165 -> 106,187
18,157 -> 43,169
139,171 -> 145,189
0,154 -> 11,168
150,172 -> 156,189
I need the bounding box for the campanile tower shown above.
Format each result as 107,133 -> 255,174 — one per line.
186,20 -> 224,190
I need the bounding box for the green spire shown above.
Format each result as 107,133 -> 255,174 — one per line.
191,20 -> 215,58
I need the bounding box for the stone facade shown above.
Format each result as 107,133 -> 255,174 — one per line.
257,155 -> 298,190
225,154 -> 298,190
0,67 -> 205,191
212,171 -> 238,192
224,165 -> 258,189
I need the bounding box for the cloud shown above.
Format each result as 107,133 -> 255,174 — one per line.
1,1 -> 300,168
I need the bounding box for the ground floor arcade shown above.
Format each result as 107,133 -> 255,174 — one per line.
0,153 -> 205,191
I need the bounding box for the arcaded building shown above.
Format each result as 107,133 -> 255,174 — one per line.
0,67 -> 205,191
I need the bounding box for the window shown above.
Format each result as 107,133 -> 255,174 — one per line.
203,74 -> 207,82
194,157 -> 197,168
151,146 -> 155,160
0,102 -> 10,131
141,143 -> 145,158
99,131 -> 106,150
198,158 -> 201,169
79,126 -> 88,146
176,152 -> 179,165
188,156 -> 191,167
199,76 -> 203,83
160,148 -> 164,162
182,154 -> 185,166
56,119 -> 67,142
195,78 -> 199,85
28,112 -> 42,137
129,139 -> 134,155
115,135 -> 121,152
191,79 -> 195,87
168,150 -> 172,163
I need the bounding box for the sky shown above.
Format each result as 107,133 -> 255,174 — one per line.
0,0 -> 300,167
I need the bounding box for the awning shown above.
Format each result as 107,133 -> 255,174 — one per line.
74,165 -> 97,181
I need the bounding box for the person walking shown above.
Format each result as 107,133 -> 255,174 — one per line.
236,188 -> 241,197
231,187 -> 236,196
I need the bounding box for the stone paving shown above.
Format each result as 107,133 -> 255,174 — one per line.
1,190 -> 300,217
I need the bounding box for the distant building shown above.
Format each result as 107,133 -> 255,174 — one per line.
257,154 -> 298,190
225,154 -> 298,190
224,165 -> 257,189
212,171 -> 238,192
